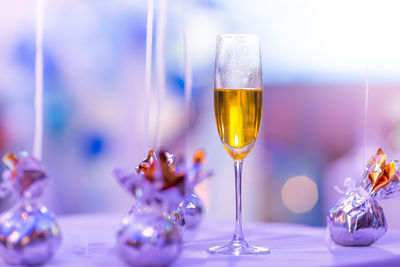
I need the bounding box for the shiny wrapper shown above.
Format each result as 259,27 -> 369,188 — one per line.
174,150 -> 212,229
361,148 -> 400,200
327,188 -> 387,246
114,149 -> 185,267
2,152 -> 48,199
327,148 -> 400,246
176,193 -> 204,229
0,151 -> 61,265
0,203 -> 61,265
114,149 -> 185,210
117,203 -> 182,267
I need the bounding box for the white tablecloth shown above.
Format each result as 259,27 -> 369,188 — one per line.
10,213 -> 400,267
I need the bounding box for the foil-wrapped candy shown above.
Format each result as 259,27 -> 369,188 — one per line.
327,178 -> 386,246
176,193 -> 204,229
327,148 -> 400,246
115,149 -> 185,209
114,149 -> 185,267
174,150 -> 212,229
361,148 -> 400,199
117,203 -> 182,267
0,151 -> 61,265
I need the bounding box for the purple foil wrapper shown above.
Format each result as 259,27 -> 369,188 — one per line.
174,150 -> 212,229
113,149 -> 213,266
113,149 -> 185,267
328,149 -> 400,246
0,151 -> 61,265
116,202 -> 182,267
327,188 -> 387,246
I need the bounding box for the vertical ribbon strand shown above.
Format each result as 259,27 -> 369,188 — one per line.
363,0 -> 370,167
182,0 -> 192,170
155,0 -> 167,148
33,0 -> 44,160
144,0 -> 154,153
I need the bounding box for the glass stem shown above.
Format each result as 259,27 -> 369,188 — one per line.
233,160 -> 244,242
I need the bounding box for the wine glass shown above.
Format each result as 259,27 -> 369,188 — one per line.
208,34 -> 269,255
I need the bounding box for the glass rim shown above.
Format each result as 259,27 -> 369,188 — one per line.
217,34 -> 259,39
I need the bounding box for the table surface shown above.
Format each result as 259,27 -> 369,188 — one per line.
8,213 -> 400,267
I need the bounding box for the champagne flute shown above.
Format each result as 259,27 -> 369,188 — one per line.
208,34 -> 269,255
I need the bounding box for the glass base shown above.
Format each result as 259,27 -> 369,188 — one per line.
208,239 -> 270,255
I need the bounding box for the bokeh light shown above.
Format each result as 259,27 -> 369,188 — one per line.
281,175 -> 318,214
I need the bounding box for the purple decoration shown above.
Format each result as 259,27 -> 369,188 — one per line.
0,151 -> 61,265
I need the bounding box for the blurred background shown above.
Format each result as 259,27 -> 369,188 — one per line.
1,0 -> 400,227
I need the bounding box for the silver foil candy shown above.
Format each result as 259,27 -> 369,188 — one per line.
327,181 -> 387,246
328,148 -> 400,246
0,151 -> 61,265
116,203 -> 182,267
174,150 -> 212,230
114,149 -> 185,267
176,193 -> 204,229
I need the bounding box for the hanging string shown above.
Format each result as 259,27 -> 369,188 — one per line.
33,0 -> 44,160
182,0 -> 192,170
155,0 -> 168,148
144,0 -> 154,153
363,0 -> 370,167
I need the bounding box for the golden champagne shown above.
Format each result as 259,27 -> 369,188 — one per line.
214,88 -> 263,161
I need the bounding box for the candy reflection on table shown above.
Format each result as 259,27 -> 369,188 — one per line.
328,148 -> 400,246
0,151 -> 61,265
